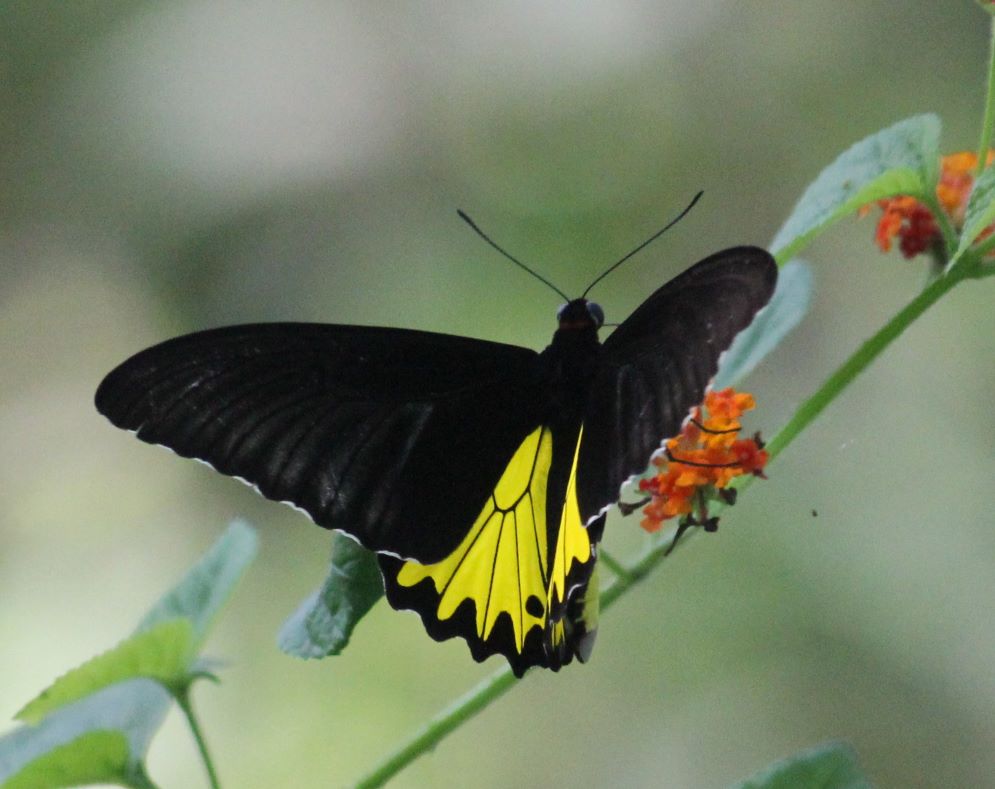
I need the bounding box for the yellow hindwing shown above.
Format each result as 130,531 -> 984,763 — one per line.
549,429 -> 591,650
396,425 -> 591,654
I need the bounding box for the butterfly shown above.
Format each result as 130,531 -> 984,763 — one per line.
95,213 -> 777,678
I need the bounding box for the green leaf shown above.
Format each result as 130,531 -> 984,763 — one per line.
954,162 -> 995,260
137,519 -> 258,645
278,533 -> 384,658
1,731 -> 131,789
731,741 -> 871,789
13,523 -> 257,727
771,114 -> 941,262
1,523 -> 258,788
16,619 -> 194,725
0,679 -> 169,789
714,259 -> 813,388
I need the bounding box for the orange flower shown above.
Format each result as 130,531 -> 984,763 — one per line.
864,150 -> 994,259
634,387 -> 768,536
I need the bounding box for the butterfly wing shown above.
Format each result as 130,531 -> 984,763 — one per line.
379,421 -> 603,677
95,323 -> 545,563
576,246 -> 778,526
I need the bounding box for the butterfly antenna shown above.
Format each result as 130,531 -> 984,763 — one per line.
580,191 -> 704,299
457,209 -> 569,301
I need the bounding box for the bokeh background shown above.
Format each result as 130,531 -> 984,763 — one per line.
2,3 -> 994,787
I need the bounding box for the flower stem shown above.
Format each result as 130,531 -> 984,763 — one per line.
126,764 -> 162,789
599,535 -> 678,609
355,667 -> 518,788
970,232 -> 995,261
977,16 -> 995,177
597,548 -> 634,585
354,265 -> 969,788
176,686 -> 221,789
920,192 -> 960,258
765,268 -> 964,461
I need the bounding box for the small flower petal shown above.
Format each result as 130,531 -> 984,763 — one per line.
632,388 -> 768,534
863,150 -> 995,260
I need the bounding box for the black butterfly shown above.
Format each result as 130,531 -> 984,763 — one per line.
95,225 -> 776,677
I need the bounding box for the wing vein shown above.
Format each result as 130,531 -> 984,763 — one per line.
482,512 -> 505,636
513,507 -> 524,646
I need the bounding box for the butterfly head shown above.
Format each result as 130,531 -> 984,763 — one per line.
556,299 -> 604,331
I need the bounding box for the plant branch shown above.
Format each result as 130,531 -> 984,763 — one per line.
126,764 -> 162,789
597,548 -> 634,585
764,268 -> 965,460
977,16 -> 995,176
355,667 -> 518,788
920,192 -> 960,258
176,686 -> 221,789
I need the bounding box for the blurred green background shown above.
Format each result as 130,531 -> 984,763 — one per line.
2,3 -> 994,787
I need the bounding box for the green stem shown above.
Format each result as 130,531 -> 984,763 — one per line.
597,548 -> 634,585
977,16 -> 995,176
355,266 -> 970,787
600,534 -> 678,609
765,268 -> 964,461
920,192 -> 959,258
176,686 -> 221,789
971,232 -> 995,259
125,764 -> 162,789
355,667 -> 518,788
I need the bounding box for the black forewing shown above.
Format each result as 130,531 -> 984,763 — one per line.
95,323 -> 544,563
576,247 -> 778,521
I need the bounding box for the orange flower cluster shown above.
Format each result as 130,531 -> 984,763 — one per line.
865,150 -> 994,258
636,387 -> 768,535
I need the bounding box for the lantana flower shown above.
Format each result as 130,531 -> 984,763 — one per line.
863,150 -> 994,258
627,387 -> 768,548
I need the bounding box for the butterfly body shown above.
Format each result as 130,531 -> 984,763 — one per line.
96,246 -> 777,676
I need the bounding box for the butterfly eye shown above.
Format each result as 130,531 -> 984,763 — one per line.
556,303 -> 569,321
586,301 -> 605,328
